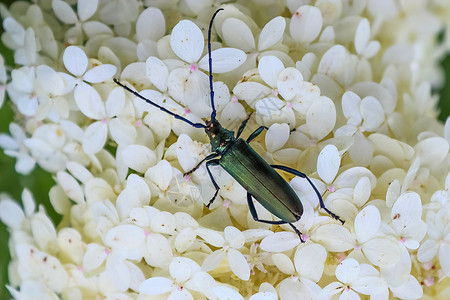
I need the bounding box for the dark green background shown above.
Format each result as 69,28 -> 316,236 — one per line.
0,2 -> 449,299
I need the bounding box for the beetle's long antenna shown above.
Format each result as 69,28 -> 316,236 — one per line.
113,79 -> 206,128
208,8 -> 224,122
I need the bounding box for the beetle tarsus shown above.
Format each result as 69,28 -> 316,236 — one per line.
206,190 -> 219,208
288,223 -> 305,243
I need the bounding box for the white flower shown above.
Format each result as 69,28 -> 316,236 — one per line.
202,226 -> 250,281
63,45 -> 116,88
0,123 -> 35,174
322,258 -> 386,299
336,91 -> 386,166
79,86 -> 136,154
313,144 -> 376,220
249,282 -> 278,300
263,123 -> 301,165
221,15 -> 287,68
164,18 -> 246,118
417,203 -> 450,276
140,257 -> 216,299
52,0 -> 111,44
350,205 -> 401,268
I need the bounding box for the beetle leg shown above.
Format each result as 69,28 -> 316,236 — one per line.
246,126 -> 268,144
271,165 -> 345,224
236,112 -> 253,138
205,159 -> 221,208
183,152 -> 220,176
247,193 -> 305,242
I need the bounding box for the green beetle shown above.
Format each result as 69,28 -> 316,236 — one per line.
114,8 -> 344,241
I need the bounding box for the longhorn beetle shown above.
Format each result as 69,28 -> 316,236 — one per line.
114,8 -> 344,241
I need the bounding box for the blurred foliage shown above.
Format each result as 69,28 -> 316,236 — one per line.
0,1 -> 449,297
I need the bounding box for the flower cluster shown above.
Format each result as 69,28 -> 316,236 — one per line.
0,0 -> 449,299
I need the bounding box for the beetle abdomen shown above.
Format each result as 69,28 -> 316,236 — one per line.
219,139 -> 303,223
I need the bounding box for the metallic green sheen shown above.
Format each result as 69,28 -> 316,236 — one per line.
219,138 -> 303,223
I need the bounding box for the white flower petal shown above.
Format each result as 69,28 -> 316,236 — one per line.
266,123 -> 290,152
362,237 -> 401,267
390,275 -> 423,300
56,171 -> 84,204
414,137 -> 449,167
233,82 -> 271,105
277,67 -> 303,101
175,227 -> 196,253
122,145 -> 157,173
260,232 -> 300,252
140,277 -> 174,295
74,83 -> 105,119
306,96 -> 336,140
311,224 -> 355,252
391,192 -> 422,234
255,97 -> 285,118
360,96 -> 384,131
258,16 -> 286,51
354,19 -> 370,55
116,178 -> 150,220
168,289 -> 193,300
151,211 -> 176,235
198,48 -> 246,73
317,45 -> 347,80
364,41 -> 380,58
349,131 -> 373,166
342,91 -> 362,126
52,0 -> 78,24
83,243 -> 107,273
145,233 -> 173,268
105,224 -> 145,250
21,189 -> 35,217
352,276 -> 385,295
105,87 -> 125,117
213,286 -> 244,300
196,228 -> 225,247
317,144 -> 340,184
228,248 -> 250,280
222,18 -> 255,52
63,46 -> 88,76
258,56 -> 284,88
224,226 -> 245,249
322,281 -> 344,297
294,243 -> 326,282
169,257 -> 197,283
109,119 -> 136,146
83,64 -> 116,83
0,199 -> 25,229
146,56 -> 168,92
355,205 -> 380,243
146,160 -> 173,191
439,243 -> 450,276
136,7 -> 165,42
272,253 -> 295,274
170,20 -> 204,64
202,250 -> 226,272
336,258 -> 359,284
184,70 -> 211,118
290,5 -> 323,43
249,292 -> 277,300
78,0 -> 98,21
82,121 -> 108,155
353,177 -> 371,207
31,212 -> 57,251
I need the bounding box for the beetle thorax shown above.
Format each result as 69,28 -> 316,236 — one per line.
204,119 -> 235,153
